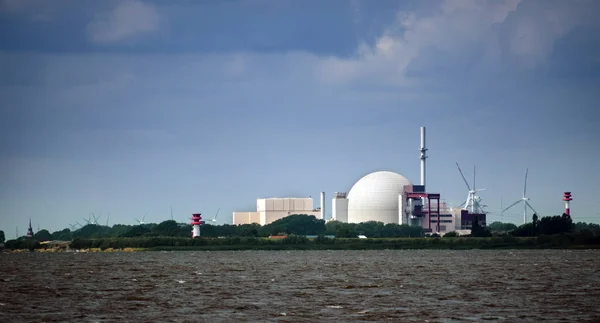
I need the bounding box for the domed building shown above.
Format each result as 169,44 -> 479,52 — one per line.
231,127 -> 483,235
346,171 -> 413,223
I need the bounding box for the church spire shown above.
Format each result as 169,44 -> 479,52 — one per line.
26,218 -> 34,238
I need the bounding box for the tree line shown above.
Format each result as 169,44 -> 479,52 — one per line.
2,213 -> 600,250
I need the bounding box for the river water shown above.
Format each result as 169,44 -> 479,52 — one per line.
1,249 -> 599,322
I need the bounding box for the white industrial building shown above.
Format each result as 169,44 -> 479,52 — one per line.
345,171 -> 413,224
232,126 -> 481,235
329,127 -> 478,235
331,170 -> 461,234
233,194 -> 325,226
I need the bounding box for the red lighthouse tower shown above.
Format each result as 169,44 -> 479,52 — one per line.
190,213 -> 203,238
562,192 -> 572,217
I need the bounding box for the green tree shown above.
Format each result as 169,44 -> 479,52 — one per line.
33,229 -> 52,242
73,224 -> 113,238
537,214 -> 573,235
120,225 -> 151,237
51,229 -> 72,241
574,222 -> 600,236
0,230 -> 5,243
153,220 -> 180,236
335,224 -> 358,238
488,221 -> 518,233
356,221 -> 386,237
111,224 -> 133,237
259,214 -> 325,236
324,220 -> 346,236
512,223 -> 536,237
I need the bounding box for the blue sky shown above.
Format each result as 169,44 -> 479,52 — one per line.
1,0 -> 599,238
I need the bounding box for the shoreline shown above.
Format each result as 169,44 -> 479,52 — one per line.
5,235 -> 600,252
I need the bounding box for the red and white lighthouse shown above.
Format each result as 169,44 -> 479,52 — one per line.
562,192 -> 572,217
190,213 -> 203,238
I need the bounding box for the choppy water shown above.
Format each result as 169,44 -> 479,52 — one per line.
1,250 -> 599,322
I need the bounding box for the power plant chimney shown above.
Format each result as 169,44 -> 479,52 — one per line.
320,192 -> 325,220
563,192 -> 572,216
420,126 -> 427,188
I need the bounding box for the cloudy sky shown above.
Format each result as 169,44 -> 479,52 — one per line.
1,0 -> 599,237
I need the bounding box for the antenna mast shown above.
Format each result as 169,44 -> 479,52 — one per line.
420,126 -> 427,187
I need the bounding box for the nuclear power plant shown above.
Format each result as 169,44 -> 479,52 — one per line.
329,127 -> 484,234
232,126 -> 487,234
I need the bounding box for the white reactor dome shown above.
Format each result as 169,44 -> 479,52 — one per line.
347,171 -> 413,224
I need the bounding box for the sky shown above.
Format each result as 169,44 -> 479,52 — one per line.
1,0 -> 599,238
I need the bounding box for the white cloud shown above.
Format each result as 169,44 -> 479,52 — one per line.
504,0 -> 598,69
86,0 -> 162,44
317,0 -> 598,84
316,0 -> 522,86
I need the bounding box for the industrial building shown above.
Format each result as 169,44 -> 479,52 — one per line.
232,126 -> 486,234
331,127 -> 485,234
233,194 -> 325,226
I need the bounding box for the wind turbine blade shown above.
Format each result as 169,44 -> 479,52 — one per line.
525,202 -> 539,216
473,198 -> 483,213
473,165 -> 476,191
524,168 -> 528,197
503,199 -> 522,212
456,162 -> 472,191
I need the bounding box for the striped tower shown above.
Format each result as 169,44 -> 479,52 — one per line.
190,213 -> 203,238
562,192 -> 572,217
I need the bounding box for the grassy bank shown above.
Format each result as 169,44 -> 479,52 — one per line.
5,233 -> 600,252
61,234 -> 600,251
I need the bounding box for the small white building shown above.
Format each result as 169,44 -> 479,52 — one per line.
233,197 -> 323,225
332,192 -> 349,222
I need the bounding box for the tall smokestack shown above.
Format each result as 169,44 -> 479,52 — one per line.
420,126 -> 427,187
320,192 -> 325,220
563,192 -> 572,216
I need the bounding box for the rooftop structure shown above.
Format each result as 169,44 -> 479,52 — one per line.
233,197 -> 324,225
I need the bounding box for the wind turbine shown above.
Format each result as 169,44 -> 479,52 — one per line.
503,168 -> 539,225
91,212 -> 101,225
456,163 -> 488,214
209,208 -> 220,224
136,213 -> 147,225
82,215 -> 91,225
